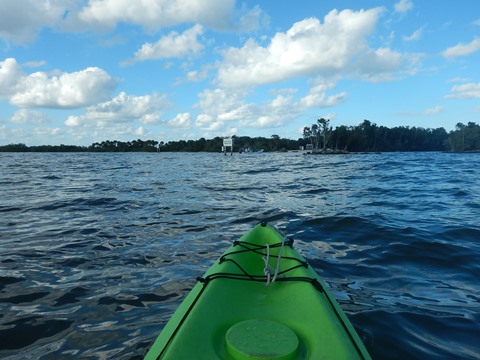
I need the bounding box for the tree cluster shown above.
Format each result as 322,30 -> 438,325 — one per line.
89,139 -> 159,152
445,122 -> 480,152
303,118 -> 333,151
326,120 -> 449,152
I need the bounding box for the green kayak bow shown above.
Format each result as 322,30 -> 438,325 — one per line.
145,222 -> 371,360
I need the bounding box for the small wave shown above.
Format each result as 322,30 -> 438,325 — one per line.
302,187 -> 332,194
352,310 -> 480,360
32,197 -> 121,211
53,287 -> 89,307
58,257 -> 89,267
0,276 -> 26,291
0,316 -> 73,350
300,215 -> 382,236
98,292 -> 179,312
0,291 -> 49,304
243,167 -> 280,175
41,175 -> 62,180
440,227 -> 480,243
0,206 -> 23,213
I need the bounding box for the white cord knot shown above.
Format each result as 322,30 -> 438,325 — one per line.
263,236 -> 287,285
263,243 -> 272,284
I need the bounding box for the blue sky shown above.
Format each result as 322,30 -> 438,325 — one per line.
1,0 -> 479,146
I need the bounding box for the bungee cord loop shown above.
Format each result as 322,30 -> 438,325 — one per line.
201,238 -> 311,287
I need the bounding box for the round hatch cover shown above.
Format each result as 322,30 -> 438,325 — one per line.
225,319 -> 299,360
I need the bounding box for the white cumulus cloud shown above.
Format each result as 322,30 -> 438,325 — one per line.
1,0 -> 264,45
299,80 -> 347,108
196,88 -> 249,119
0,0 -> 68,43
11,67 -> 118,108
240,94 -> 298,129
0,58 -> 24,96
216,8 -> 408,88
194,88 -> 252,131
236,5 -> 267,33
403,28 -> 423,42
130,25 -> 204,63
354,47 -> 407,81
67,0 -> 239,33
446,83 -> 480,99
134,126 -> 145,136
396,106 -> 445,117
168,113 -> 191,128
65,91 -> 170,127
394,0 -> 413,13
424,106 -> 444,115
194,87 -> 306,132
9,108 -> 51,124
443,38 -> 480,59
34,127 -> 62,137
2,58 -> 118,108
195,114 -> 223,132
185,68 -> 210,82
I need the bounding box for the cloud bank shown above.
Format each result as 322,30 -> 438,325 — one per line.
0,0 -> 264,45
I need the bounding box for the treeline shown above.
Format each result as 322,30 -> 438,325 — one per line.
0,143 -> 88,152
1,120 -> 479,153
0,139 -> 160,152
159,136 -> 294,152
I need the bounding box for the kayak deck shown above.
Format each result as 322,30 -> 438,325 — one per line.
145,222 -> 371,360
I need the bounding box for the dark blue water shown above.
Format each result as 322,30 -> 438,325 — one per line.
0,152 -> 479,359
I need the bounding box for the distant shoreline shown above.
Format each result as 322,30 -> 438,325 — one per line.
1,148 -> 478,154
1,121 -> 479,153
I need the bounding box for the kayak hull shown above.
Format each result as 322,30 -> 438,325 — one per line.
145,222 -> 371,360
